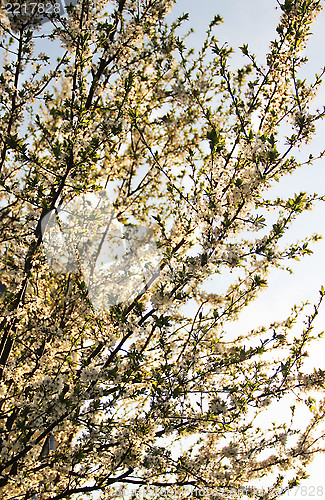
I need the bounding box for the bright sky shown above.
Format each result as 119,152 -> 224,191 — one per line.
169,1 -> 325,497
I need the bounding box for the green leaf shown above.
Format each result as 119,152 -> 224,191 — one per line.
239,44 -> 249,56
